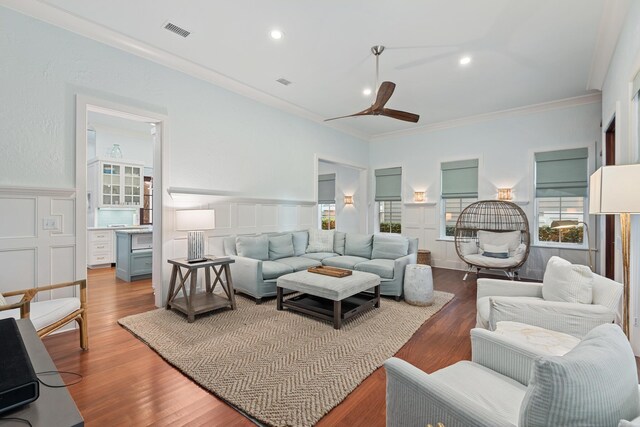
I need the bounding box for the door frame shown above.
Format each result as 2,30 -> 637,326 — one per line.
604,116 -> 616,280
75,95 -> 168,307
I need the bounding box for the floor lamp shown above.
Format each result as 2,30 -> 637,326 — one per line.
550,220 -> 593,270
590,165 -> 640,337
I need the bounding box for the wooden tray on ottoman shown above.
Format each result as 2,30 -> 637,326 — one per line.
307,266 -> 352,278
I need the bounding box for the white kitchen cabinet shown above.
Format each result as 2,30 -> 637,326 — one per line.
88,158 -> 144,209
87,229 -> 113,268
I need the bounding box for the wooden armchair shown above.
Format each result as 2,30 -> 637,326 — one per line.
0,280 -> 88,350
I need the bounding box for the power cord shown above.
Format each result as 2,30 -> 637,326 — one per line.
36,370 -> 83,388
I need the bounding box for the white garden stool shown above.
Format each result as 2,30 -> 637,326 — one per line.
404,264 -> 434,306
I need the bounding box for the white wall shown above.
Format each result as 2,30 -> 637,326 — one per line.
369,101 -> 602,280
600,1 -> 640,353
318,160 -> 367,233
90,124 -> 154,170
0,7 -> 368,304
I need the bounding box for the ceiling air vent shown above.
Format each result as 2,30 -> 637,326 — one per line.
163,22 -> 191,38
276,78 -> 292,86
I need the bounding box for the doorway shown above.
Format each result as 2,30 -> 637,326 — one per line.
76,96 -> 166,308
604,117 -> 616,280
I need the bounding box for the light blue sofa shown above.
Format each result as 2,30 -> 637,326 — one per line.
223,230 -> 418,303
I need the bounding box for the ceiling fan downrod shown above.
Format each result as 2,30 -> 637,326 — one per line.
371,45 -> 385,98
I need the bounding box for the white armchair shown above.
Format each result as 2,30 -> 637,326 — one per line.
476,272 -> 622,338
385,324 -> 640,427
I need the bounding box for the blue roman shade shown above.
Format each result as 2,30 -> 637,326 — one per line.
375,167 -> 402,202
441,159 -> 478,199
318,173 -> 336,204
535,148 -> 588,197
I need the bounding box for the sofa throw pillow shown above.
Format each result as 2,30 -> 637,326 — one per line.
345,233 -> 373,259
371,234 -> 409,260
477,230 -> 521,255
542,256 -> 593,304
0,293 -> 6,306
292,231 -> 308,256
482,243 -> 509,259
334,232 -> 346,255
519,324 -> 640,427
236,235 -> 269,261
306,229 -> 335,253
269,234 -> 295,260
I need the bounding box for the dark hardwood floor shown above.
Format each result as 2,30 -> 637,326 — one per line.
42,267 -> 476,426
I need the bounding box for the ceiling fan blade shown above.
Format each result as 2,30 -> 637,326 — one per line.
382,108 -> 420,123
324,107 -> 373,122
372,81 -> 396,110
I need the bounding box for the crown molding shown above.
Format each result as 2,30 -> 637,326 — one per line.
370,93 -> 602,141
0,186 -> 76,197
586,0 -> 630,91
0,0 -> 369,142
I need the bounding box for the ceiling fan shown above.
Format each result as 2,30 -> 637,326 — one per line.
325,45 -> 420,123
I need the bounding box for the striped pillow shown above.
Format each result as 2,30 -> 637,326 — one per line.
519,324 -> 640,426
542,256 -> 593,304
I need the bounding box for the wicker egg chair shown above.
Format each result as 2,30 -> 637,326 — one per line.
454,200 -> 530,280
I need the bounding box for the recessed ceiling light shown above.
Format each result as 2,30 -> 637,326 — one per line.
270,29 -> 284,40
362,88 -> 372,96
459,56 -> 472,66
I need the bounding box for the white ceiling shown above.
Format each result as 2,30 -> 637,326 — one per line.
35,0 -> 607,138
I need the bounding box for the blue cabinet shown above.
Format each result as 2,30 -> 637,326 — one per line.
115,231 -> 152,282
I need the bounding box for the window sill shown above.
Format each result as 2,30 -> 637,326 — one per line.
436,238 -> 456,242
531,244 -> 595,251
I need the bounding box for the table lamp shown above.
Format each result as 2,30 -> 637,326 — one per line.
175,209 -> 215,263
550,220 -> 593,270
590,164 -> 640,337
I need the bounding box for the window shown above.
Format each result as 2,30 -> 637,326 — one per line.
375,167 -> 402,233
139,176 -> 153,225
443,198 -> 477,237
537,197 -> 584,244
441,159 -> 478,238
318,173 -> 336,230
379,201 -> 402,233
534,148 -> 588,246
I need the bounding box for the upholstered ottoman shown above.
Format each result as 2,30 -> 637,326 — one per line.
403,264 -> 434,306
276,270 -> 380,329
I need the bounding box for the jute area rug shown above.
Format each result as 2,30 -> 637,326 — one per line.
119,291 -> 454,427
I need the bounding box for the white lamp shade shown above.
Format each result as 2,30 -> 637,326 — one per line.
590,165 -> 640,214
175,209 -> 215,231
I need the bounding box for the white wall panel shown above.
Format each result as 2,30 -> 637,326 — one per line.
51,198 -> 75,237
0,197 -> 36,239
0,248 -> 36,298
260,205 -> 278,228
237,204 -> 257,229
50,245 -> 75,299
299,206 -> 315,227
278,206 -> 297,228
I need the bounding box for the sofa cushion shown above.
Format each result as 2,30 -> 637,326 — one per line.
307,229 -> 335,253
477,296 -> 544,329
269,234 -> 295,260
0,298 -> 80,331
519,324 -> 640,427
223,236 -> 237,256
292,231 -> 309,256
478,230 -> 521,255
275,256 -> 321,271
301,252 -> 338,261
432,361 -> 527,426
262,261 -> 294,280
354,259 -> 395,279
334,231 -> 346,255
542,256 -> 593,304
482,243 -> 509,259
323,255 -> 370,270
345,233 -> 373,259
236,235 -> 269,261
371,234 -> 408,260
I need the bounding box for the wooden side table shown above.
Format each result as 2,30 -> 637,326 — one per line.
165,257 -> 236,322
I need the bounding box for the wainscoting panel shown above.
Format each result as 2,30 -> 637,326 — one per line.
0,196 -> 37,239
237,204 -> 258,229
260,205 -> 279,229
0,188 -> 78,306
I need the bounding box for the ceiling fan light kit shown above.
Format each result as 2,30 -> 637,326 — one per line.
325,45 -> 420,123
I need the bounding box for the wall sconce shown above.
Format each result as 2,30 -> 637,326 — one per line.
497,188 -> 512,201
344,195 -> 354,205
413,191 -> 425,202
